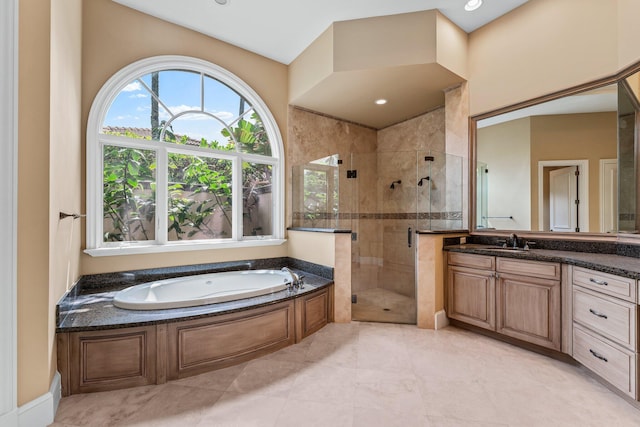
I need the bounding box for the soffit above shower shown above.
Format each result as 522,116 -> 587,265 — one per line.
289,11 -> 468,129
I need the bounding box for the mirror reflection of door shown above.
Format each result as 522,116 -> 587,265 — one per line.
538,160 -> 588,232
549,166 -> 578,232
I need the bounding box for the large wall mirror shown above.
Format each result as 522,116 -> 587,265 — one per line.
471,64 -> 640,237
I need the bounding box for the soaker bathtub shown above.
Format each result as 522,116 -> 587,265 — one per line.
113,269 -> 292,310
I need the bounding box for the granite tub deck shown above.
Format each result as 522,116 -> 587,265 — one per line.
56,258 -> 335,396
57,257 -> 333,333
444,244 -> 640,279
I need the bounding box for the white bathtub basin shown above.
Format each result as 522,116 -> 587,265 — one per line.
113,269 -> 292,310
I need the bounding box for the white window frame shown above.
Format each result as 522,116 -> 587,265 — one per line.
86,56 -> 285,256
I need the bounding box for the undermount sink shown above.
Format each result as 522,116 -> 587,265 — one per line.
488,247 -> 531,252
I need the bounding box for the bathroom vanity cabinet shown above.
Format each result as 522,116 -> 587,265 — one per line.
571,267 -> 638,398
446,249 -> 640,401
495,257 -> 561,350
446,252 -> 496,330
447,252 -> 561,350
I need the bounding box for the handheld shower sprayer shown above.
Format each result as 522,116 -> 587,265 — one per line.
390,180 -> 402,189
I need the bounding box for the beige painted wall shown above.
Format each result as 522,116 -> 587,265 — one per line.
48,0 -> 83,400
288,27 -> 334,103
477,118 -> 532,230
333,11 -> 438,72
618,0 -> 640,69
435,13 -> 468,80
469,0 -> 620,115
18,0 -> 83,407
530,112 -> 618,232
287,231 -> 336,267
80,0 -> 289,275
17,0 -> 53,406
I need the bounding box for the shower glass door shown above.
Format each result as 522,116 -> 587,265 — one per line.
350,151 -> 417,324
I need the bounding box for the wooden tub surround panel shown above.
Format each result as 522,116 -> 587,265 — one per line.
168,301 -> 294,380
57,286 -> 331,396
61,326 -> 157,395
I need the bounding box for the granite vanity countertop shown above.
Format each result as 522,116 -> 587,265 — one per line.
445,244 -> 640,279
56,269 -> 332,333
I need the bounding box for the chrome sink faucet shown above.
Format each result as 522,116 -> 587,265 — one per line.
509,233 -> 518,249
281,267 -> 304,290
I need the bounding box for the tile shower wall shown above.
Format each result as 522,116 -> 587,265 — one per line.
288,106 -> 377,230
377,108 -> 446,298
288,94 -> 464,308
445,83 -> 470,229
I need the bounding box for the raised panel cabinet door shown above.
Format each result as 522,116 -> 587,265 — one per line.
447,265 -> 496,331
68,325 -> 157,394
301,289 -> 329,338
496,273 -> 561,350
167,301 -> 295,380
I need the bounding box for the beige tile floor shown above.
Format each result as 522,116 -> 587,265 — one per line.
351,288 -> 416,324
51,322 -> 640,427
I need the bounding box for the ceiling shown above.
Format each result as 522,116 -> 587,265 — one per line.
113,0 -> 529,65
478,84 -> 618,128
113,0 -> 530,128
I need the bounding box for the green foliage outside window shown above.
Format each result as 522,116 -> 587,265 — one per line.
102,112 -> 271,242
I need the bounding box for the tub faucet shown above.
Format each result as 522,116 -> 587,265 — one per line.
281,267 -> 304,290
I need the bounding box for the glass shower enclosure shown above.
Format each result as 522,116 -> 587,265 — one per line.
293,150 -> 463,324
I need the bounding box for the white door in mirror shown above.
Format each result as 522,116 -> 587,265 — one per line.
549,166 -> 578,232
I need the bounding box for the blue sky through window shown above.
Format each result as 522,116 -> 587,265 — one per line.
103,70 -> 252,143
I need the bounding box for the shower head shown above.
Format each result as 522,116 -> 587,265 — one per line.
418,176 -> 430,186
390,180 -> 402,189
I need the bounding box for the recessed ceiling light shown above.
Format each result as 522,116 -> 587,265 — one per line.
375,99 -> 387,105
215,0 -> 228,5
464,0 -> 483,12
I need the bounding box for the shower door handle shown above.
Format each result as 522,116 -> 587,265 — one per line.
408,227 -> 412,248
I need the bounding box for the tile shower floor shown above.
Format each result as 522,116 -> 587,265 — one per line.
351,288 -> 416,324
50,322 -> 640,427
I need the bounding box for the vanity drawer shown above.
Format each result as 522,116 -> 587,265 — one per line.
496,258 -> 560,280
572,288 -> 637,350
448,252 -> 494,270
573,324 -> 636,398
573,267 -> 636,303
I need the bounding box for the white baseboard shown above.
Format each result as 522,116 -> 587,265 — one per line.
434,310 -> 449,330
0,410 -> 18,427
15,371 -> 60,427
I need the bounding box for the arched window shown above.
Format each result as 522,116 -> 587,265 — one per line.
86,56 -> 284,255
